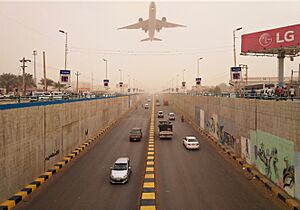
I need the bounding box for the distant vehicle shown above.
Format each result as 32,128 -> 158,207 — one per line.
33,92 -> 51,101
0,94 -> 4,99
156,102 -> 160,106
129,128 -> 143,141
158,110 -> 164,118
144,103 -> 149,109
52,91 -> 63,100
168,112 -> 175,120
183,136 -> 199,150
158,120 -> 173,139
110,157 -> 132,184
118,2 -> 186,42
147,98 -> 151,102
163,99 -> 169,106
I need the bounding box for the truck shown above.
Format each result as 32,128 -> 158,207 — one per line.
158,120 -> 173,139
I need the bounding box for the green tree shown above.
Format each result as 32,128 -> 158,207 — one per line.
16,73 -> 36,89
39,78 -> 55,87
0,73 -> 18,93
53,82 -> 66,90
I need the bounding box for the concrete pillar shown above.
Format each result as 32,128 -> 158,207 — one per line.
277,51 -> 285,86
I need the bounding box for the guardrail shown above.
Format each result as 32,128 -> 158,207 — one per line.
0,94 -> 138,110
169,92 -> 299,101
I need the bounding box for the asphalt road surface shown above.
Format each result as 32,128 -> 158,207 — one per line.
155,105 -> 288,210
15,102 -> 289,210
15,105 -> 150,210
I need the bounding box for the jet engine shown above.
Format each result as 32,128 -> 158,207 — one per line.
162,17 -> 167,22
138,17 -> 143,22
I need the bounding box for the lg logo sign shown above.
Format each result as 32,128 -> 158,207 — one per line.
259,31 -> 295,47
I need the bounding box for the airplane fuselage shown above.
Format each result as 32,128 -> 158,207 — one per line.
148,2 -> 156,41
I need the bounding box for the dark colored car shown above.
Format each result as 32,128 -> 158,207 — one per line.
129,128 -> 143,141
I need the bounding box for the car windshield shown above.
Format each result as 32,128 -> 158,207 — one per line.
113,163 -> 127,170
187,138 -> 198,142
131,130 -> 141,134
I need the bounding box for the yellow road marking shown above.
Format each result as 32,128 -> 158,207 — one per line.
145,173 -> 155,179
140,206 -> 156,210
147,161 -> 154,166
142,192 -> 155,199
147,156 -> 154,160
146,167 -> 154,172
0,200 -> 15,209
148,148 -> 154,151
148,152 -> 154,155
143,182 -> 155,188
15,191 -> 28,199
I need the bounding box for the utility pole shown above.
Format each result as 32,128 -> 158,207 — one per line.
33,50 -> 37,90
43,51 -> 47,91
20,57 -> 31,96
91,72 -> 93,91
75,72 -> 80,93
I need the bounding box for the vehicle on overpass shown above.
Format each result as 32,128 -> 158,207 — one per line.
129,128 -> 143,141
183,136 -> 199,150
158,120 -> 173,139
168,112 -> 175,120
110,157 -> 132,184
158,110 -> 164,118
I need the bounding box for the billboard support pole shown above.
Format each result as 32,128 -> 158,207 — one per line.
277,51 -> 285,86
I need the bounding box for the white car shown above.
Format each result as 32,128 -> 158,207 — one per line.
183,136 -> 199,150
110,157 -> 132,184
144,104 -> 149,109
158,110 -> 164,118
169,112 -> 175,120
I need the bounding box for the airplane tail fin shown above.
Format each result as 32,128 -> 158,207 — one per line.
141,37 -> 162,42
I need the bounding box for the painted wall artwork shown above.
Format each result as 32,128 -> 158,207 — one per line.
241,136 -> 251,164
250,130 -> 295,197
200,109 -> 205,129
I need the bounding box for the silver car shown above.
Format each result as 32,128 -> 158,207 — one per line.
110,157 -> 132,184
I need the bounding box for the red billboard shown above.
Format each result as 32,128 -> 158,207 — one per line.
241,24 -> 300,55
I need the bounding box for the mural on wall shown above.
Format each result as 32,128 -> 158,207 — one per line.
195,107 -> 205,130
205,114 -> 237,151
195,107 -> 200,127
241,136 -> 251,164
250,130 -> 295,197
295,152 -> 300,200
200,109 -> 205,129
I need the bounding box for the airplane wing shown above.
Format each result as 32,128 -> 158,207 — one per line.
156,19 -> 186,28
118,20 -> 148,30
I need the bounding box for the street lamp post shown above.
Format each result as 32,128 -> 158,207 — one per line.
233,27 -> 242,67
103,58 -> 108,79
59,30 -> 68,70
197,57 -> 203,78
59,29 -> 68,91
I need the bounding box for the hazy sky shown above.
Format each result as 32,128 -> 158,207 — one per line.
0,1 -> 300,92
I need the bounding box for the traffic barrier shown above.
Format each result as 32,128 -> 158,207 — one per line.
140,97 -> 156,210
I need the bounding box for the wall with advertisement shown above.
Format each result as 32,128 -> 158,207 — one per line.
241,136 -> 251,164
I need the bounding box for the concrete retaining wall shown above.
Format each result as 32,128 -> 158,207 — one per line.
0,95 -> 138,203
166,94 -> 300,199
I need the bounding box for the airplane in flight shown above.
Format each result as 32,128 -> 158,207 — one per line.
118,2 -> 186,42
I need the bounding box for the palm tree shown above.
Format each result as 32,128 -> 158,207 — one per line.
0,73 -> 18,93
39,78 -> 55,89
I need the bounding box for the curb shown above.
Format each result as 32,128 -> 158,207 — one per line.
140,97 -> 156,210
0,104 -> 138,210
172,104 -> 300,210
